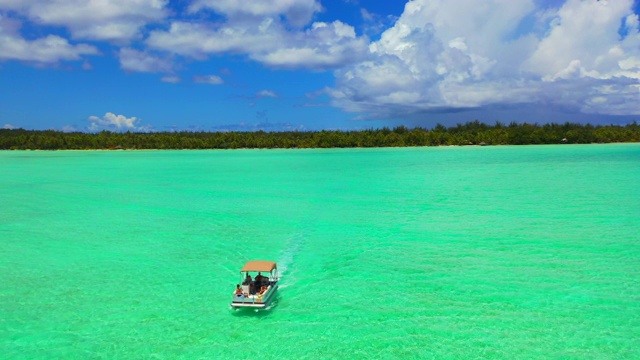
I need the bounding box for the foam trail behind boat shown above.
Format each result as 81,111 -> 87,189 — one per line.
277,231 -> 306,289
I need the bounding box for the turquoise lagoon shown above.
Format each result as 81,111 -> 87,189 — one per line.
1,145 -> 639,359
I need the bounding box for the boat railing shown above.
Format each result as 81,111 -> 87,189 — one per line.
232,279 -> 278,305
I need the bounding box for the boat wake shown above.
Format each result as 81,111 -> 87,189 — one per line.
277,231 -> 306,289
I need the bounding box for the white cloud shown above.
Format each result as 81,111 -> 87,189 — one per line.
193,74 -> 224,84
147,19 -> 369,70
189,0 -> 322,28
257,90 -> 277,98
0,0 -> 168,42
360,8 -> 375,22
118,47 -> 173,73
329,0 -> 640,118
358,7 -> 393,37
252,20 -> 369,69
3,0 -> 638,121
3,123 -> 17,129
145,0 -> 367,70
0,15 -> 98,63
527,0 -> 638,80
147,20 -> 282,59
87,112 -> 144,131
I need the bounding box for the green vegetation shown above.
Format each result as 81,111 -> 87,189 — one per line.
1,121 -> 639,150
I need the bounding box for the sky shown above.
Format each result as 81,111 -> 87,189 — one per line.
0,0 -> 639,132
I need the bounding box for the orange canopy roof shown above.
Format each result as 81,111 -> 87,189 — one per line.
240,260 -> 277,273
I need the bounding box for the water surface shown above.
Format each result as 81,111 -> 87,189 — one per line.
1,145 -> 639,358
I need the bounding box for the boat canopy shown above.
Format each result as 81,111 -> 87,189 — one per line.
240,260 -> 277,273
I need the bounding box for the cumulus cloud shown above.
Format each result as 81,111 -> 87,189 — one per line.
253,21 -> 369,69
3,123 -> 17,129
87,112 -> 147,132
526,0 -> 638,80
328,0 -> 640,119
0,15 -> 98,63
0,0 -> 168,42
118,47 -> 173,73
147,20 -> 281,59
147,17 -> 368,70
193,74 -> 224,84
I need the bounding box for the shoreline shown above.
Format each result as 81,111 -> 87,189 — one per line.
1,142 -> 638,151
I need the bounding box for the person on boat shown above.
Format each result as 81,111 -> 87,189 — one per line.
235,284 -> 243,297
255,272 -> 266,286
259,285 -> 268,295
243,273 -> 252,285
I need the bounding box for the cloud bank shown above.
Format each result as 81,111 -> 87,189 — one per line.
329,0 -> 640,119
1,0 -> 639,125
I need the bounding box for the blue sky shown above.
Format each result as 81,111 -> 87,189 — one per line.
1,0 -> 639,132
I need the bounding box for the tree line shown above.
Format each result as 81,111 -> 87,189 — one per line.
1,121 -> 638,150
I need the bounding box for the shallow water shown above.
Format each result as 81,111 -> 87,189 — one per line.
1,145 -> 639,358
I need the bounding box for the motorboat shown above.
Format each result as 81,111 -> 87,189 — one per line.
231,260 -> 279,308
